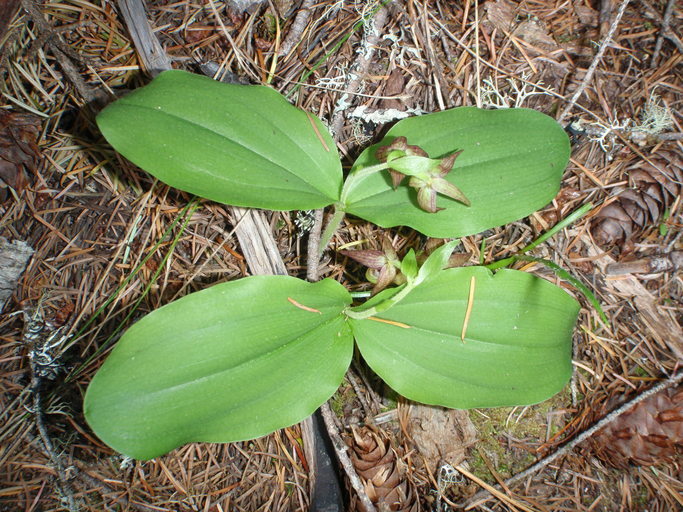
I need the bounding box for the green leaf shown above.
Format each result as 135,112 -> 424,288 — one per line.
349,267 -> 579,408
515,255 -> 609,327
386,155 -> 439,177
97,70 -> 342,210
400,249 -> 418,281
415,239 -> 459,285
344,107 -> 570,237
84,276 -> 353,460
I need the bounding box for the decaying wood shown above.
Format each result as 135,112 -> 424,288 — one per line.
118,0 -> 172,76
0,237 -> 33,313
605,251 -> 682,275
229,207 -> 288,276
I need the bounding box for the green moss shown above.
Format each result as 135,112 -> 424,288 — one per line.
468,388 -> 571,483
329,383 -> 357,417
633,366 -> 650,378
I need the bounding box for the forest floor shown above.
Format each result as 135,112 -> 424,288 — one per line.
0,0 -> 681,511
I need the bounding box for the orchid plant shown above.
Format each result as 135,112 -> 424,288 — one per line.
84,70 -> 579,460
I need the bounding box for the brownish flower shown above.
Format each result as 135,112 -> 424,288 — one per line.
408,150 -> 470,213
340,236 -> 401,294
375,136 -> 428,188
375,137 -> 470,213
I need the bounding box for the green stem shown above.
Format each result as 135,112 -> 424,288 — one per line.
345,282 -> 414,320
486,203 -> 593,271
317,205 -> 346,257
318,161 -> 393,256
339,161 -> 391,205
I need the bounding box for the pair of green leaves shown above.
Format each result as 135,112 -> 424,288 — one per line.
85,70 -> 579,460
85,242 -> 579,460
96,70 -> 570,238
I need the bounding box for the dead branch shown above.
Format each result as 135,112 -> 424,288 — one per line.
605,251 -> 682,275
20,0 -> 104,106
321,403 -> 378,512
278,0 -> 316,56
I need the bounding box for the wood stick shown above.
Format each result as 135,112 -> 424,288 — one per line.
278,0 -> 316,56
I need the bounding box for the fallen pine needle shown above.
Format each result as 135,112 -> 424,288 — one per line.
461,276 -> 476,343
287,297 -> 322,314
367,316 -> 411,328
456,465 -> 536,512
306,112 -> 330,152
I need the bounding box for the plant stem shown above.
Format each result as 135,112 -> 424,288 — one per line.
316,162 -> 393,258
339,161 -> 391,205
317,205 -> 346,257
486,203 -> 593,271
345,282 -> 413,320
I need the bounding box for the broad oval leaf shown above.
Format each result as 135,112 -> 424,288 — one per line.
349,267 -> 579,408
97,70 -> 342,210
344,107 -> 570,237
84,276 -> 353,460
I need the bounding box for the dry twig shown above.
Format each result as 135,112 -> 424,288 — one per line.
278,0 -> 316,57
20,0 -> 104,106
23,312 -> 78,511
558,0 -> 631,124
644,0 -> 683,62
321,403 -> 378,512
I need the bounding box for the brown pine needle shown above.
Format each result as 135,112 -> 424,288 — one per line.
287,297 -> 322,314
306,112 -> 330,152
367,316 -> 411,329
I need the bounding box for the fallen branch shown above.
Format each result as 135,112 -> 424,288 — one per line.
23,307 -> 78,512
278,0 -> 316,57
320,403 -> 378,512
643,0 -> 683,63
20,0 -> 105,106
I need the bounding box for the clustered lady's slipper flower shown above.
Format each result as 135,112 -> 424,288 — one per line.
375,137 -> 471,213
340,236 -> 403,294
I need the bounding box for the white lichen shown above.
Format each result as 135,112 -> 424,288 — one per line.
480,73 -> 553,109
631,92 -> 673,135
347,105 -> 425,124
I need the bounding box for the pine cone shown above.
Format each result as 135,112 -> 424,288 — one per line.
0,110 -> 41,193
347,426 -> 418,512
590,386 -> 683,468
591,151 -> 682,249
